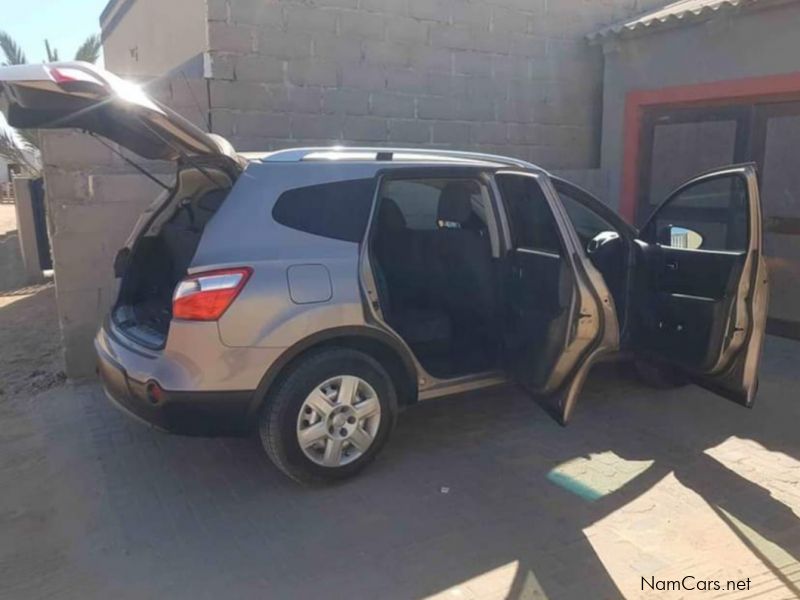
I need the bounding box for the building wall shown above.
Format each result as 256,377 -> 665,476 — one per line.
205,0 -> 665,169
599,2 -> 800,211
101,0 -> 208,77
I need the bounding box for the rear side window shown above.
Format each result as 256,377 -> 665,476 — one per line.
496,174 -> 562,254
272,178 -> 376,242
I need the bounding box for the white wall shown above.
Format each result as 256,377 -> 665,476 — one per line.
102,0 -> 207,78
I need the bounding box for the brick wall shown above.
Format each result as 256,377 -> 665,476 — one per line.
204,0 -> 665,168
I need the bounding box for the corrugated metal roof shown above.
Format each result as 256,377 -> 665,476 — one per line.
588,0 -> 769,41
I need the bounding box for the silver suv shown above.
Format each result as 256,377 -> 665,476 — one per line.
0,63 -> 769,484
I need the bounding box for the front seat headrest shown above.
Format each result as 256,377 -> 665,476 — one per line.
378,197 -> 406,230
438,181 -> 477,228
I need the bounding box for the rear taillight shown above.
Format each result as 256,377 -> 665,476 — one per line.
172,267 -> 252,321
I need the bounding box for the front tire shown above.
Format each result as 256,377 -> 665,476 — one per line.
259,348 -> 398,485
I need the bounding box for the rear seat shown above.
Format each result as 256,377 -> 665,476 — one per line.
374,198 -> 452,346
431,181 -> 497,334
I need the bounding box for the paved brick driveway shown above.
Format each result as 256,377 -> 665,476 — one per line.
1,337 -> 799,600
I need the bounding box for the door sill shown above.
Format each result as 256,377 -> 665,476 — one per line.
418,370 -> 509,401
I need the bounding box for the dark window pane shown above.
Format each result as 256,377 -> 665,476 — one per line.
380,178 -> 488,232
496,174 -> 561,254
272,178 -> 376,243
648,120 -> 737,206
559,193 -> 616,245
649,175 -> 748,251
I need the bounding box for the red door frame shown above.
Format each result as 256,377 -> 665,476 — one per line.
620,72 -> 800,222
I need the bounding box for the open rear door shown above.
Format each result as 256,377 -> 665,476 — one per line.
495,171 -> 620,425
633,164 -> 768,407
0,61 -> 239,164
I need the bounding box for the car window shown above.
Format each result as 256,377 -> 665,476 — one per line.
496,174 -> 562,254
380,178 -> 488,232
558,193 -> 617,246
647,174 -> 748,251
272,178 -> 376,242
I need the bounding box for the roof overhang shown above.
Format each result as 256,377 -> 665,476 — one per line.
587,0 -> 795,43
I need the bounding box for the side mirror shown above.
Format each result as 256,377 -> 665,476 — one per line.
658,224 -> 704,250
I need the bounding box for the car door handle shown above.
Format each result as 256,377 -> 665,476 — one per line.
665,261 -> 679,271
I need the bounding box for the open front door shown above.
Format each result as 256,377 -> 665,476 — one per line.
633,164 -> 768,407
495,172 -> 620,425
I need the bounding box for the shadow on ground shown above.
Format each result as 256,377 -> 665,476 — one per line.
1,336 -> 799,599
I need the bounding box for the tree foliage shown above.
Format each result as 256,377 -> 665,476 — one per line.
73,34 -> 101,63
44,39 -> 59,62
0,30 -> 103,172
0,126 -> 39,173
0,31 -> 27,65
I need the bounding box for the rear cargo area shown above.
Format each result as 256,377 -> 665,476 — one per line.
113,167 -> 234,348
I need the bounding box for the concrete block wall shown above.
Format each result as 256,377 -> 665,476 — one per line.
41,131 -> 167,376
205,0 -> 666,168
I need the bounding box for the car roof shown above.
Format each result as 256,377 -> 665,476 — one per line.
240,147 -> 548,172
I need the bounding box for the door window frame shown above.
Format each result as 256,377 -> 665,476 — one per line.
636,104 -> 752,227
640,166 -> 753,254
491,169 -> 589,265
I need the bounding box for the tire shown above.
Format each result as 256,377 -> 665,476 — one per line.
259,348 -> 398,485
634,360 -> 688,389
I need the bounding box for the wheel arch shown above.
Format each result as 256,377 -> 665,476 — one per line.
247,326 -> 419,423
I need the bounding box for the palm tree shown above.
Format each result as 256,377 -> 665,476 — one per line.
73,35 -> 102,64
0,32 -> 101,66
0,31 -> 103,173
0,31 -> 26,65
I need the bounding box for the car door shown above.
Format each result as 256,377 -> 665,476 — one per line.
494,171 -> 620,425
633,164 -> 768,407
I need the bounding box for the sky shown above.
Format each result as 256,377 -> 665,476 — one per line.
1,0 -> 108,64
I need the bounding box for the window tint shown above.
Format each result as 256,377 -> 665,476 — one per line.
496,174 -> 562,254
558,193 -> 616,246
272,178 -> 376,242
380,178 -> 488,232
648,174 -> 748,251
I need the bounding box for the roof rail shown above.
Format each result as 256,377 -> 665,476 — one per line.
261,146 -> 539,170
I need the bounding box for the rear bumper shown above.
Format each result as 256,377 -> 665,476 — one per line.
95,333 -> 254,436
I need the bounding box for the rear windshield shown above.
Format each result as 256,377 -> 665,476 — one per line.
272,178 -> 376,243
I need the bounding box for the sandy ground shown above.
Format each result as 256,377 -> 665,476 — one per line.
0,198 -> 63,394
0,283 -> 65,399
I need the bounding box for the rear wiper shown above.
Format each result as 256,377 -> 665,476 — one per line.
87,132 -> 171,191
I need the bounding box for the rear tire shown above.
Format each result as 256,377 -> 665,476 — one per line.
634,360 -> 688,389
259,348 -> 398,485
